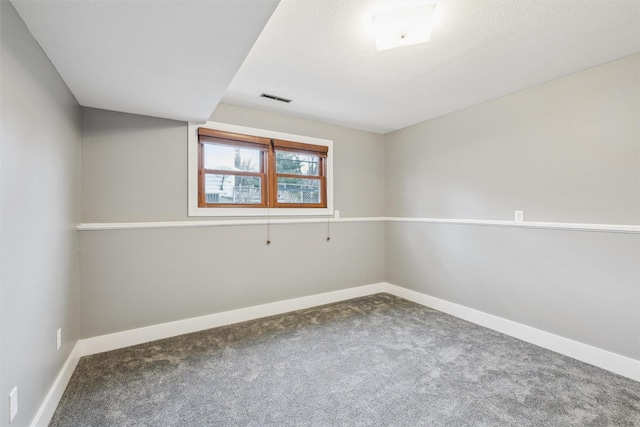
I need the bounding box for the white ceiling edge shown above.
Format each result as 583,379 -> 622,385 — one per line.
222,52 -> 640,135
11,0 -> 280,123
216,96 -> 390,134
221,0 -> 640,134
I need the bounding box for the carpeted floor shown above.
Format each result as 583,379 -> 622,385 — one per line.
50,293 -> 640,426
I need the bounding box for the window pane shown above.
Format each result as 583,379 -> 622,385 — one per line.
277,178 -> 321,204
204,174 -> 262,204
275,151 -> 320,176
203,144 -> 260,172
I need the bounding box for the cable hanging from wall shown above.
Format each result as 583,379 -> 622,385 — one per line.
326,212 -> 331,242
263,138 -> 334,245
266,140 -> 273,246
266,207 -> 271,246
266,169 -> 271,246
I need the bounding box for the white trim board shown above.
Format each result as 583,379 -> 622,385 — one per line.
33,281 -> 639,426
385,217 -> 640,234
30,343 -> 82,427
79,283 -> 386,356
77,217 -> 640,233
384,284 -> 640,382
77,216 -> 384,231
31,283 -> 385,427
76,282 -> 639,380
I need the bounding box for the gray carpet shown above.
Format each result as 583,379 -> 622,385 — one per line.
50,293 -> 640,426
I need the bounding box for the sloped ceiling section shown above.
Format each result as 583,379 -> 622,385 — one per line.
11,0 -> 280,123
223,0 -> 640,133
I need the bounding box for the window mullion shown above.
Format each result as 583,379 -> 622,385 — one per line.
198,142 -> 205,207
203,169 -> 263,178
275,173 -> 322,180
267,142 -> 277,207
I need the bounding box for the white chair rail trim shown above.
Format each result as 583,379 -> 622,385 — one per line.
77,216 -> 639,233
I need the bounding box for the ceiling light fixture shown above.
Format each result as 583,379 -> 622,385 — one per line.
369,1 -> 439,51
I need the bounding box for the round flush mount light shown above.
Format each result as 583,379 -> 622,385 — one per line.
366,0 -> 440,51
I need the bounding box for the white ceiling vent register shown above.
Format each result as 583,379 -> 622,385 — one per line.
260,93 -> 293,103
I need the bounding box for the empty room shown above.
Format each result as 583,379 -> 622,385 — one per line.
1,0 -> 639,425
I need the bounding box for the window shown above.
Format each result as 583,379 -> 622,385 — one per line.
189,122 -> 333,216
272,140 -> 327,207
198,128 -> 269,207
198,128 -> 328,208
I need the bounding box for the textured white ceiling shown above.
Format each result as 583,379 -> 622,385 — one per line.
11,0 -> 280,123
10,0 -> 639,132
223,0 -> 640,133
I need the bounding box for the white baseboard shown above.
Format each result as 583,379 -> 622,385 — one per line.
79,283 -> 386,356
30,343 -> 82,427
33,283 -> 385,426
33,280 -> 638,426
382,283 -> 640,382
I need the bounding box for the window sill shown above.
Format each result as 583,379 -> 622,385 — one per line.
188,207 -> 334,217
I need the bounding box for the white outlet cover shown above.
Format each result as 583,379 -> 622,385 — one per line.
514,210 -> 524,223
56,328 -> 62,350
9,386 -> 18,422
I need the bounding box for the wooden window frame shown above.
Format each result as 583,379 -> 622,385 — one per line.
270,139 -> 327,209
198,129 -> 269,208
197,128 -> 328,209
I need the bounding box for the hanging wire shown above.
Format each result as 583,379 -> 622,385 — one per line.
266,201 -> 271,246
266,142 -> 272,246
326,211 -> 331,242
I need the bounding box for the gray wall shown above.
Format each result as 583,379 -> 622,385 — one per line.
80,222 -> 384,337
81,104 -> 385,223
211,104 -> 386,218
79,105 -> 385,338
81,110 -> 186,223
79,56 -> 639,361
385,54 -> 640,359
3,2 -> 636,421
1,2 -> 81,425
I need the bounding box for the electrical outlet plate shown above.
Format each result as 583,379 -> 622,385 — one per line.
514,210 -> 524,223
9,386 -> 18,422
57,328 -> 62,350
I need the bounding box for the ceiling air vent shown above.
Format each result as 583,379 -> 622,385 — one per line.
260,93 -> 292,103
